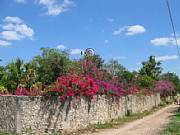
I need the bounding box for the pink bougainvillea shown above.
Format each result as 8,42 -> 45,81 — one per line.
95,79 -> 125,96
155,80 -> 174,97
15,87 -> 29,96
47,74 -> 99,101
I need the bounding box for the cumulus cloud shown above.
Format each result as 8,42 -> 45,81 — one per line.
3,16 -> 23,24
155,55 -> 179,61
70,48 -> 83,55
1,31 -> 21,40
56,44 -> 66,50
0,40 -> 11,46
113,25 -> 146,36
151,37 -> 180,46
0,16 -> 34,46
39,0 -> 74,16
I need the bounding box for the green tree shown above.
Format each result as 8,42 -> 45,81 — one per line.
139,56 -> 162,80
1,58 -> 25,93
0,66 -> 4,81
135,75 -> 154,88
117,70 -> 136,84
31,48 -> 71,86
104,60 -> 126,76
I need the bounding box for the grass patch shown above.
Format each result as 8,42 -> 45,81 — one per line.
161,108 -> 180,135
92,110 -> 151,130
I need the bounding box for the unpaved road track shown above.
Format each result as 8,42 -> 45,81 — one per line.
83,105 -> 179,135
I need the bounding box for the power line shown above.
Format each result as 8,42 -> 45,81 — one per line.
166,0 -> 180,59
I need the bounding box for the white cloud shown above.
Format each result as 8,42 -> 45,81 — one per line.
39,0 -> 74,16
0,16 -> 34,45
15,24 -> 34,38
0,40 -> 11,46
113,25 -> 146,36
107,18 -> 114,22
1,16 -> 34,40
155,55 -> 179,61
1,31 -> 21,40
57,44 -> 66,50
151,37 -> 180,46
70,48 -> 82,55
3,16 -> 23,24
14,0 -> 27,3
113,56 -> 126,60
2,23 -> 34,39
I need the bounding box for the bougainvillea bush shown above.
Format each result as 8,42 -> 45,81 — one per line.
155,80 -> 174,97
44,74 -> 99,101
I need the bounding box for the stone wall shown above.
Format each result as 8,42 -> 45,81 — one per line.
0,94 -> 160,134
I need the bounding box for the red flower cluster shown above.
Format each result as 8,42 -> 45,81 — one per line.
48,74 -> 99,101
126,85 -> 139,95
15,87 -> 29,96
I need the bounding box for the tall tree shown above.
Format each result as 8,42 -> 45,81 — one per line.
139,56 -> 162,80
31,48 -> 71,86
1,58 -> 25,93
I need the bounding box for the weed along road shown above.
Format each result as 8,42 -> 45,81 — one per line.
83,105 -> 178,135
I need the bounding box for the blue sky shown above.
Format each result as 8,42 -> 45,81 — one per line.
0,0 -> 180,75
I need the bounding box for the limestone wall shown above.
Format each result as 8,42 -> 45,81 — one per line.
0,94 -> 160,134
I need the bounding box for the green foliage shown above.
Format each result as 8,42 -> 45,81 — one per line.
0,66 -> 4,80
135,75 -> 154,88
0,58 -> 26,93
104,59 -> 126,76
31,48 -> 71,86
139,56 -> 162,80
0,84 -> 8,94
84,54 -> 104,69
117,70 -> 136,83
162,110 -> 180,135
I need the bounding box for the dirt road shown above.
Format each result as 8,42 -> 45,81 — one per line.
83,105 -> 178,135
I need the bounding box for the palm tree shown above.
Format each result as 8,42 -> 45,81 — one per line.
2,58 -> 25,93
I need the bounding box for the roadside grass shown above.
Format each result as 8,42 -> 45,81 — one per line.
161,108 -> 180,135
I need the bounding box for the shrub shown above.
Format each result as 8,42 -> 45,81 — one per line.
95,79 -> 125,96
0,85 -> 8,95
45,74 -> 99,101
135,75 -> 154,88
155,80 -> 174,98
